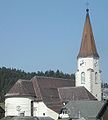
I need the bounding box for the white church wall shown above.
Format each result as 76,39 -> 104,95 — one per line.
5,97 -> 33,117
91,71 -> 101,101
47,107 -> 59,120
5,98 -> 59,120
33,101 -> 47,117
76,57 -> 94,90
33,101 -> 59,120
76,57 -> 102,101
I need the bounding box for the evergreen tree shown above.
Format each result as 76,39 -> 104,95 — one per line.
0,67 -> 76,102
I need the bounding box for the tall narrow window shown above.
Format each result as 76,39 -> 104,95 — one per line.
31,101 -> 33,116
95,72 -> 98,84
81,72 -> 85,84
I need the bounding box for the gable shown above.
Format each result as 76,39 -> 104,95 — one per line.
58,86 -> 97,101
5,79 -> 35,97
64,101 -> 104,119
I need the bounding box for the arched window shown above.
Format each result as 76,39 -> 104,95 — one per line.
95,72 -> 98,84
81,72 -> 85,84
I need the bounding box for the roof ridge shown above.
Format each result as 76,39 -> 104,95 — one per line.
58,86 -> 85,89
33,75 -> 73,81
17,79 -> 30,82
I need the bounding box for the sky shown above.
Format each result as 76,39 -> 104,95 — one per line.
0,0 -> 108,82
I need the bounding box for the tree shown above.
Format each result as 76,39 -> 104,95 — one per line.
0,67 -> 75,102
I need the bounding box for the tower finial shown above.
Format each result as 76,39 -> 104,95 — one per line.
86,2 -> 89,13
77,1 -> 99,58
86,8 -> 89,13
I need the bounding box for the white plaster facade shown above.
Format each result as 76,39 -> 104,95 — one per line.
33,101 -> 59,120
59,113 -> 69,119
5,97 -> 34,117
5,97 -> 59,120
76,57 -> 102,101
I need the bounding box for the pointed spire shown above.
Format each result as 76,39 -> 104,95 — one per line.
77,9 -> 99,58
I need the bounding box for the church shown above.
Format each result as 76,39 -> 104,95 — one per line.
75,8 -> 101,101
3,9 -> 106,120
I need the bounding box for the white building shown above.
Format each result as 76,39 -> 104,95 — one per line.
76,9 -> 102,101
5,77 -> 74,120
5,9 -> 102,120
5,76 -> 97,120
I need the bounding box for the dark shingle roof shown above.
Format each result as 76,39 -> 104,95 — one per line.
31,76 -> 75,102
5,76 -> 75,113
0,116 -> 13,120
5,76 -> 98,114
64,101 -> 105,119
1,117 -> 54,120
58,86 -> 97,101
31,76 -> 75,113
5,79 -> 35,97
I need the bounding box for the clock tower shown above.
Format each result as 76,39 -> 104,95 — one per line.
75,9 -> 101,101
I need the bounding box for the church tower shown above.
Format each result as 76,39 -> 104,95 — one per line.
75,9 -> 101,101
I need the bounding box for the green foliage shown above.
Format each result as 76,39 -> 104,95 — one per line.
0,67 -> 75,102
44,69 -> 75,79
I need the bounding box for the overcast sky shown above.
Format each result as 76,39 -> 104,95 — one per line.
0,0 -> 108,82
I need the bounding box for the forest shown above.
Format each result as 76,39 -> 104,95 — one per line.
0,67 -> 75,102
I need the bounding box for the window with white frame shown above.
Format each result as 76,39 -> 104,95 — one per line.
95,72 -> 98,84
81,72 -> 85,84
